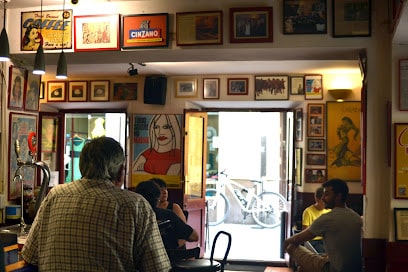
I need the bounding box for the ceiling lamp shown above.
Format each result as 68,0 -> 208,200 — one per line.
33,0 -> 45,74
0,0 -> 10,62
328,88 -> 352,102
56,0 -> 67,79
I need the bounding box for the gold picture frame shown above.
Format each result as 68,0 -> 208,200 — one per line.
68,81 -> 88,102
174,78 -> 197,98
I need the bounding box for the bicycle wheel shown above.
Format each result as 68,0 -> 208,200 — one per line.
206,189 -> 230,226
251,192 -> 288,228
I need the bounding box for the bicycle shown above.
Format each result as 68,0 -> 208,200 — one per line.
205,170 -> 288,228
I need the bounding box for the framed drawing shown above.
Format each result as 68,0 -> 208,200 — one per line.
283,0 -> 327,34
307,153 -> 326,165
112,83 -> 137,101
308,138 -> 325,152
229,7 -> 273,43
305,168 -> 326,183
255,75 -> 289,100
90,80 -> 110,101
203,78 -> 220,99
327,101 -> 361,182
74,14 -> 120,52
176,11 -> 223,46
394,208 -> 408,241
121,13 -> 169,49
8,65 -> 26,110
290,76 -> 305,95
399,59 -> 408,110
24,73 -> 41,111
295,148 -> 303,186
175,78 -> 197,98
307,103 -> 325,137
295,108 -> 303,142
305,74 -> 323,100
332,0 -> 371,37
394,123 -> 408,199
47,81 -> 66,102
8,113 -> 37,200
68,81 -> 88,102
227,78 -> 248,95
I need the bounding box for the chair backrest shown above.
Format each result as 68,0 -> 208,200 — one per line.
210,231 -> 232,269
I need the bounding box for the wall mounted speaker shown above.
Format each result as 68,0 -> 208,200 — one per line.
144,76 -> 167,105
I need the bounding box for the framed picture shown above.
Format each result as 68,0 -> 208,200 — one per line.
175,78 -> 197,98
227,78 -> 248,95
305,168 -> 326,183
8,112 -> 37,200
203,78 -> 220,99
295,148 -> 303,186
295,108 -> 303,142
308,138 -> 325,152
24,73 -> 41,111
255,75 -> 289,100
399,59 -> 408,110
90,80 -> 110,101
68,81 -> 88,102
305,74 -> 323,100
307,153 -> 326,165
39,82 -> 45,99
332,0 -> 371,37
176,11 -> 223,46
121,13 -> 169,49
394,208 -> 408,241
74,14 -> 120,52
307,103 -> 325,137
327,101 -> 361,182
112,83 -> 138,101
8,65 -> 26,110
39,114 -> 60,174
283,0 -> 327,34
290,76 -> 305,95
229,7 -> 273,43
47,81 -> 66,102
394,123 -> 408,199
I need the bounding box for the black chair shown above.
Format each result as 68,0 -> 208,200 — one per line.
166,247 -> 200,265
170,230 -> 232,272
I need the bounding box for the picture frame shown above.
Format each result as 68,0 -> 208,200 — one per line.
90,80 -> 110,101
290,76 -> 305,95
305,74 -> 323,100
175,78 -> 197,98
74,14 -> 120,52
227,78 -> 248,95
229,7 -> 273,43
68,81 -> 88,102
394,123 -> 408,199
203,78 -> 220,99
295,108 -> 303,142
8,65 -> 26,110
24,73 -> 41,111
295,148 -> 303,186
332,0 -> 371,38
399,59 -> 408,111
394,208 -> 408,241
255,75 -> 289,100
176,11 -> 223,46
307,153 -> 326,165
121,13 -> 169,49
305,168 -> 326,183
112,83 -> 138,101
39,82 -> 45,99
307,138 -> 325,152
283,0 -> 327,35
327,101 -> 361,182
47,81 -> 66,102
39,114 -> 60,174
307,103 -> 325,137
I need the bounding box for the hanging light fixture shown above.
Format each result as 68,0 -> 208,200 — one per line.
0,0 -> 10,62
56,0 -> 67,79
33,0 -> 45,74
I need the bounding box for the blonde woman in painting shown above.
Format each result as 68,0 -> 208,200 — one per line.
133,114 -> 181,175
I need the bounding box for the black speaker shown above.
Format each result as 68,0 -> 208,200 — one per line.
144,76 -> 167,105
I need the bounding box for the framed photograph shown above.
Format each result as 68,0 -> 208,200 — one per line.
399,59 -> 408,111
39,82 -> 45,99
47,81 -> 66,102
305,74 -> 323,100
90,80 -> 110,101
307,153 -> 326,165
176,11 -> 223,46
112,83 -> 138,101
74,14 -> 120,52
295,148 -> 303,186
290,76 -> 305,95
121,13 -> 169,49
394,123 -> 408,199
39,114 -> 60,174
8,65 -> 26,110
283,0 -> 327,34
394,208 -> 408,241
229,7 -> 273,43
68,81 -> 88,102
8,113 -> 37,200
307,103 -> 325,137
332,0 -> 371,37
255,75 -> 289,100
203,78 -> 220,99
327,101 -> 361,182
307,138 -> 325,152
295,108 -> 303,142
24,73 -> 41,111
175,78 -> 197,98
227,78 -> 248,95
305,168 -> 326,183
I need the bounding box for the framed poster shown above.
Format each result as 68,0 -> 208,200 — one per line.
8,113 -> 37,200
305,74 -> 323,100
112,83 -> 137,101
24,73 -> 41,111
47,81 -> 66,102
305,168 -> 326,183
90,80 -> 110,101
307,153 -> 326,165
327,101 -> 361,182
39,115 -> 59,173
174,78 -> 197,98
394,208 -> 408,241
290,76 -> 305,95
308,138 -> 325,152
176,11 -> 222,45
255,75 -> 289,100
203,78 -> 220,99
283,0 -> 327,34
307,103 -> 325,137
332,0 -> 371,37
229,7 -> 273,43
121,13 -> 169,49
8,65 -> 26,110
399,59 -> 408,111
295,147 -> 303,186
74,14 -> 120,51
68,81 -> 88,102
227,78 -> 248,95
295,108 -> 303,142
394,123 -> 408,199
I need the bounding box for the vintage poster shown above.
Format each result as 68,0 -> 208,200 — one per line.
394,123 -> 408,199
132,114 -> 182,188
